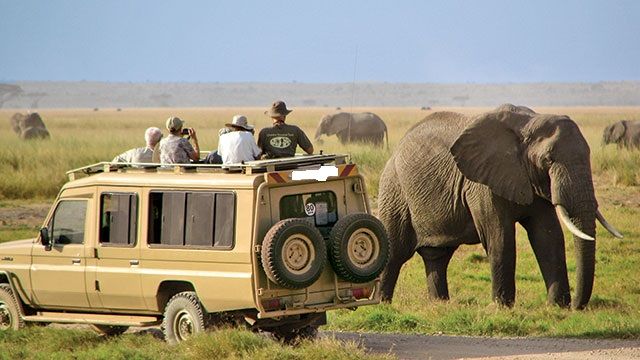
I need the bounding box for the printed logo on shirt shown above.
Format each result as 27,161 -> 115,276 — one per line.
270,136 -> 292,149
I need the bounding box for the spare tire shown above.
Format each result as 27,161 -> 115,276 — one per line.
328,213 -> 389,283
261,219 -> 327,289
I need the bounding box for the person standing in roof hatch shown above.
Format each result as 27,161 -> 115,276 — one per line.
257,100 -> 314,159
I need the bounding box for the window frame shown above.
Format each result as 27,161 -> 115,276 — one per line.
147,190 -> 236,250
48,199 -> 89,247
98,192 -> 139,248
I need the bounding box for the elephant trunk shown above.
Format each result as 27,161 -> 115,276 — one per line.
550,165 -> 597,310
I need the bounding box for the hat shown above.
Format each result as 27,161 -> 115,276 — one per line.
225,115 -> 254,131
166,116 -> 184,131
265,100 -> 292,117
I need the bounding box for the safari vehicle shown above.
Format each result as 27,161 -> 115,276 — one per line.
0,154 -> 389,343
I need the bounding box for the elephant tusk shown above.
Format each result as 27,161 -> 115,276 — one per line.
596,209 -> 624,239
555,205 -> 595,241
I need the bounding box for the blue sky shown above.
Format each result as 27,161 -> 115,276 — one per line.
1,1 -> 639,83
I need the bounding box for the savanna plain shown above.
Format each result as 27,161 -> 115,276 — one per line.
1,106 -> 639,359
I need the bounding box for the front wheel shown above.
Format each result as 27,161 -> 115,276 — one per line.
162,291 -> 206,344
0,284 -> 25,331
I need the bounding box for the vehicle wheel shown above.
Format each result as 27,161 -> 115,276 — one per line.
0,284 -> 25,330
328,213 -> 390,283
261,219 -> 327,289
90,324 -> 129,336
162,291 -> 205,344
272,325 -> 318,344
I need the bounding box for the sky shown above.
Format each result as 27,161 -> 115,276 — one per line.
1,1 -> 639,83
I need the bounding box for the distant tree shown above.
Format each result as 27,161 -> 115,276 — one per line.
0,83 -> 24,108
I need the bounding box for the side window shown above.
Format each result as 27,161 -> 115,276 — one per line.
50,200 -> 87,245
100,193 -> 138,246
148,191 -> 235,249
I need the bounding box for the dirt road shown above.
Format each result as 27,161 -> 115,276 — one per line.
325,331 -> 640,360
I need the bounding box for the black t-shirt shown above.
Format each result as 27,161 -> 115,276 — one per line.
258,123 -> 312,158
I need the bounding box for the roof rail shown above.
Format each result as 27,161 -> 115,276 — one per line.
65,154 -> 349,180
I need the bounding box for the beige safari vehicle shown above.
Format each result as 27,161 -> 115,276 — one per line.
0,154 -> 389,343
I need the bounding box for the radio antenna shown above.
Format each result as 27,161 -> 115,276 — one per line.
348,46 -> 358,142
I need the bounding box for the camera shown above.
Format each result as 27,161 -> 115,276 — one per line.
181,128 -> 191,136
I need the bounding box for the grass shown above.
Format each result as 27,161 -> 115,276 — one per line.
1,106 -> 640,346
0,327 -> 394,360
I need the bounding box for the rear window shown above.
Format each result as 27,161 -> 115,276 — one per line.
280,191 -> 337,235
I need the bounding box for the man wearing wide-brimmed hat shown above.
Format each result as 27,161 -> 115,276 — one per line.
217,114 -> 261,164
258,100 -> 314,158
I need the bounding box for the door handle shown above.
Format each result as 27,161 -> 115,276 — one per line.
71,258 -> 81,264
129,259 -> 139,266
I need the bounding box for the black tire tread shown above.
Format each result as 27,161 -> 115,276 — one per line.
328,213 -> 390,283
162,291 -> 205,344
261,218 -> 326,289
0,283 -> 25,330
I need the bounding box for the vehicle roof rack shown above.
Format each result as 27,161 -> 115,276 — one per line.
66,153 -> 349,180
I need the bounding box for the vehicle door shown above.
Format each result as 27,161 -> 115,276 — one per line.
30,197 -> 92,309
87,190 -> 145,310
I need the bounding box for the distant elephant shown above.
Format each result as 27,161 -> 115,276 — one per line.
20,126 -> 50,140
314,112 -> 388,148
19,112 -> 47,132
602,120 -> 640,149
10,113 -> 24,134
378,104 -> 621,310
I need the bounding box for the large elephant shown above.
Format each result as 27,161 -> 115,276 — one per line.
20,126 -> 50,140
314,112 -> 388,148
602,120 -> 640,149
378,104 -> 622,310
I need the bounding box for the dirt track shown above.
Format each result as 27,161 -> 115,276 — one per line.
325,331 -> 640,360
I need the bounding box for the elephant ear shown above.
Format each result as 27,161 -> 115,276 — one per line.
611,121 -> 626,142
451,111 -> 534,205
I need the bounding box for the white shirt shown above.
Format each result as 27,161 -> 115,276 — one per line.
218,131 -> 261,164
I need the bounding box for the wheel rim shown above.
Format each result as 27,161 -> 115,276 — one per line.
174,310 -> 195,341
347,228 -> 380,268
281,234 -> 315,275
0,301 -> 11,330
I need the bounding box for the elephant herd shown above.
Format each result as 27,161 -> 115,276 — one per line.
377,104 -> 623,311
10,112 -> 50,140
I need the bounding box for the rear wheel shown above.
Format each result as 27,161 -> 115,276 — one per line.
162,291 -> 205,344
328,213 -> 389,283
261,219 -> 327,289
0,284 -> 24,331
90,324 -> 129,336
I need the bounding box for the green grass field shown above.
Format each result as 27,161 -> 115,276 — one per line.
1,106 -> 639,357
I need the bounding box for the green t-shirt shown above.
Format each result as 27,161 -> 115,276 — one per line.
258,123 -> 312,158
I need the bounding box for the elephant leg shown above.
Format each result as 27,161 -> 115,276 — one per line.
470,203 -> 517,307
519,200 -> 571,307
416,246 -> 458,300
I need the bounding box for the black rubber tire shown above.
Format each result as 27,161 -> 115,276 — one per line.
162,291 -> 205,344
261,219 -> 327,289
0,284 -> 25,330
328,213 -> 390,283
90,324 -> 129,336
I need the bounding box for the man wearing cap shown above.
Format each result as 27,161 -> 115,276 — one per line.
112,127 -> 162,164
217,115 -> 261,164
258,100 -> 314,158
159,116 -> 200,164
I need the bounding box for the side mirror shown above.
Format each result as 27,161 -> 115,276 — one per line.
40,227 -> 51,250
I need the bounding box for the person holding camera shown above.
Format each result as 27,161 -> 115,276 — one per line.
159,116 -> 200,164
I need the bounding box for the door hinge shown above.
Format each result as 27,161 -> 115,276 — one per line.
95,280 -> 100,292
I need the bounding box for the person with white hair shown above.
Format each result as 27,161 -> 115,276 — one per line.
112,127 -> 163,164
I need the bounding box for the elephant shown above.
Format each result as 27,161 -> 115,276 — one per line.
602,120 -> 640,149
378,104 -> 622,310
19,112 -> 47,131
314,112 -> 388,148
20,126 -> 50,140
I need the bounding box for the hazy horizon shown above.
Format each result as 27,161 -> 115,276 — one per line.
2,1 -> 639,84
